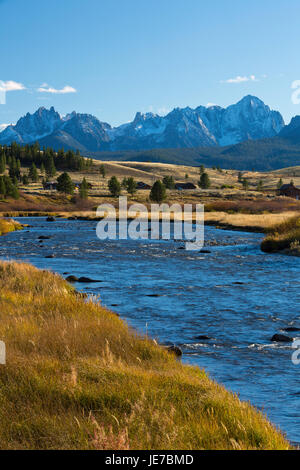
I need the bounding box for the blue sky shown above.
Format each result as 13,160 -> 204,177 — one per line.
1,0 -> 300,129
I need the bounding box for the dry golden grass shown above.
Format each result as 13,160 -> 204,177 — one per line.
0,261 -> 290,450
0,218 -> 23,235
261,215 -> 300,254
204,211 -> 300,231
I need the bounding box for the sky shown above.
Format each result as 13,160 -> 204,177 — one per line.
1,0 -> 300,129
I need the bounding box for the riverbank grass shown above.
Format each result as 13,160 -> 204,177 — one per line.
0,261 -> 290,450
261,216 -> 300,254
0,218 -> 23,236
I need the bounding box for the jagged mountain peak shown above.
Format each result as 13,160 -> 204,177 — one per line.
0,97 -> 285,151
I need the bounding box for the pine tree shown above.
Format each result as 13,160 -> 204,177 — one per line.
242,178 -> 249,190
108,176 -> 121,197
79,177 -> 89,199
3,176 -> 19,199
99,164 -> 106,178
29,163 -> 38,182
198,172 -> 211,189
22,174 -> 29,185
40,163 -> 45,175
45,155 -> 56,178
0,153 -> 5,174
162,176 -> 175,189
150,180 -> 166,203
0,177 -> 6,198
277,178 -> 283,190
256,180 -> 263,191
126,177 -> 137,196
57,172 -> 74,195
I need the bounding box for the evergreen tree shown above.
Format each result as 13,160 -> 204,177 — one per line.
150,180 -> 166,203
3,176 -> 19,199
162,175 -> 175,189
256,180 -> 264,191
242,178 -> 249,190
198,172 -> 211,189
0,153 -> 6,174
99,164 -> 106,178
10,184 -> 20,200
277,178 -> 283,190
79,177 -> 89,199
126,177 -> 137,196
0,177 -> 6,198
9,156 -> 20,180
22,174 -> 29,185
29,163 -> 38,182
57,172 -> 74,195
108,176 -> 121,197
45,154 -> 56,178
199,165 -> 205,176
40,163 -> 45,175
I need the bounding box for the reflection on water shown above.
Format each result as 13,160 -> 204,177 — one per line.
1,217 -> 300,443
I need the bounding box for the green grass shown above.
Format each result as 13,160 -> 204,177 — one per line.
261,216 -> 300,253
0,261 -> 291,450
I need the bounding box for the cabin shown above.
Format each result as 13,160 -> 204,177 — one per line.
137,181 -> 151,190
278,183 -> 300,199
43,181 -> 57,190
175,182 -> 197,190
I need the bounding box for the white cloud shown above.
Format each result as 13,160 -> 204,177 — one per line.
221,75 -> 258,84
0,80 -> 26,92
206,102 -> 216,107
37,85 -> 77,94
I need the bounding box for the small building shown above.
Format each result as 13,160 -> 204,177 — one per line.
137,181 -> 151,190
278,182 -> 300,199
43,181 -> 57,190
175,182 -> 197,191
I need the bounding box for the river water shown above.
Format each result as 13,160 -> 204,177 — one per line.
1,217 -> 299,443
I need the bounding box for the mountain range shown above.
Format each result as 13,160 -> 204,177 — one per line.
0,96 -> 285,152
2,96 -> 300,170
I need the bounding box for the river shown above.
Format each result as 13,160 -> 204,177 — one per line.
1,217 -> 299,443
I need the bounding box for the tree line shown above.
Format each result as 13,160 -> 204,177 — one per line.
0,142 -> 93,175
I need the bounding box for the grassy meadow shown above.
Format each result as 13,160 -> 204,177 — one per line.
0,261 -> 291,450
1,160 -> 300,234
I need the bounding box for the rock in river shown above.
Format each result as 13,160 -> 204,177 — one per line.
46,217 -> 55,222
66,275 -> 79,283
167,345 -> 183,357
282,327 -> 300,332
271,334 -> 293,343
77,277 -> 102,283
